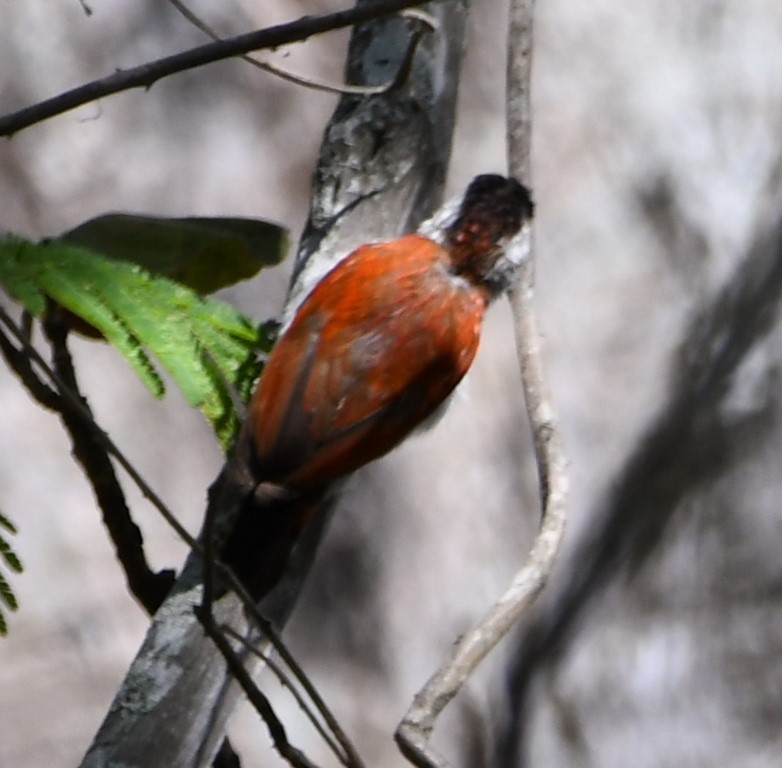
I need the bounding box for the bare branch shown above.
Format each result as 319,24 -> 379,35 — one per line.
43,312 -> 176,613
506,0 -> 535,187
495,205 -> 782,766
222,589 -> 367,768
197,607 -> 321,768
220,625 -> 360,767
0,315 -> 60,410
395,1 -> 569,765
0,0 -> 439,138
0,304 -> 197,552
200,498 -> 358,766
0,305 -> 177,614
166,0 -> 437,97
198,515 -> 316,768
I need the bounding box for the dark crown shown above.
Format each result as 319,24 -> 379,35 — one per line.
446,175 -> 534,291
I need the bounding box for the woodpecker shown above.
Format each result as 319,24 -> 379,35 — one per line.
221,174 -> 534,599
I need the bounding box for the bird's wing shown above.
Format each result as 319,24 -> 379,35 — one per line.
248,235 -> 486,487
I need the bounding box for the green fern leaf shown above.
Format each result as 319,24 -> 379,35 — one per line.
0,570 -> 18,612
0,511 -> 17,534
0,233 -> 277,448
37,257 -> 165,397
0,512 -> 22,637
0,535 -> 23,574
0,239 -> 47,314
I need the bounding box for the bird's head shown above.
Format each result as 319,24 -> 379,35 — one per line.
419,174 -> 534,297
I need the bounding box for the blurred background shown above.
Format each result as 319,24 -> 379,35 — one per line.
2,1 -> 782,766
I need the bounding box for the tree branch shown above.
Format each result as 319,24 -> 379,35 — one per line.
0,305 -> 178,613
195,503 -> 363,768
506,0 -> 535,187
0,0 -> 440,138
0,304 -> 198,553
41,312 -> 176,614
199,619 -> 320,768
166,0 -> 437,97
209,570 -> 368,768
395,1 -> 569,765
495,201 -> 782,767
219,624 -> 355,766
0,315 -> 60,411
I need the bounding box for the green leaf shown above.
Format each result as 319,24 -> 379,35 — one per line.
40,257 -> 165,396
0,511 -> 17,535
0,570 -> 18,612
0,234 -> 273,448
0,537 -> 22,574
60,214 -> 288,295
0,512 -> 22,637
0,240 -> 47,314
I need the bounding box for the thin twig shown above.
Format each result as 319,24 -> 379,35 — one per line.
167,0 -> 437,97
0,308 -> 176,613
200,486 -> 366,768
496,204 -> 782,765
506,0 -> 535,187
0,0 -> 437,138
0,321 -> 60,410
395,1 -> 569,765
198,607 -> 321,768
199,502 -> 322,768
229,584 -> 366,768
41,312 -> 176,613
220,625 -> 352,767
225,573 -> 366,768
0,305 -> 198,550
505,0 -> 569,591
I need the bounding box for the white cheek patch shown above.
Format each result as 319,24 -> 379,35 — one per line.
483,221 -> 533,294
503,221 -> 533,268
416,194 -> 462,244
419,195 -> 533,296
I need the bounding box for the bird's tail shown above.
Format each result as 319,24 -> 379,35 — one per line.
217,481 -> 323,602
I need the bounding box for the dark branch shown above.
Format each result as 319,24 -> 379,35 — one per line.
41,312 -> 175,614
199,486 -> 365,768
0,319 -> 60,410
0,0 -> 439,138
166,0 -> 436,97
211,740 -> 241,768
197,607 -> 321,768
0,305 -> 198,553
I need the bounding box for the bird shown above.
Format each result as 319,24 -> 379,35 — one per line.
218,174 -> 534,601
